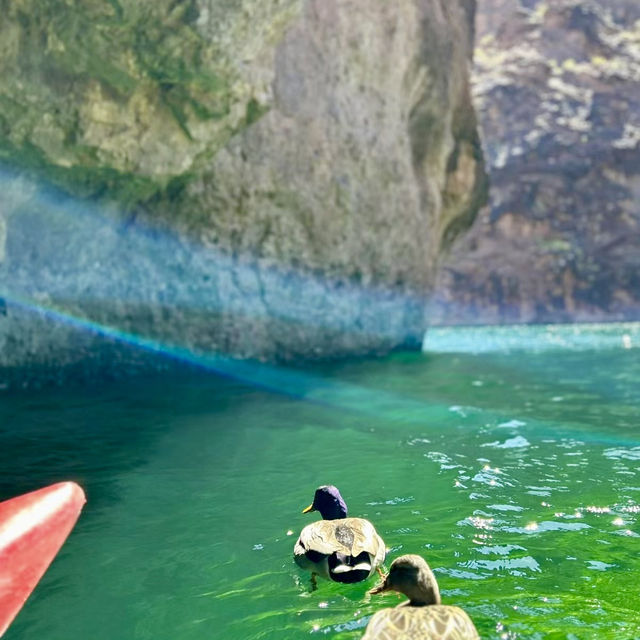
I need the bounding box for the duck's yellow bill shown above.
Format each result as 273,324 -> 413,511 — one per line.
302,504 -> 314,513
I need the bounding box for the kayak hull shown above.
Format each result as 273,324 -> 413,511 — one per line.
0,482 -> 86,636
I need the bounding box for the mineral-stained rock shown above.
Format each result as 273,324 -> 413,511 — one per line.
432,0 -> 640,325
0,0 -> 485,382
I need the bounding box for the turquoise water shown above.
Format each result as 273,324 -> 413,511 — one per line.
1,324 -> 640,639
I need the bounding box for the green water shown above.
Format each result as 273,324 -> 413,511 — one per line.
2,324 -> 640,639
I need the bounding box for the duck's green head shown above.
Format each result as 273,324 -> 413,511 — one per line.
302,485 -> 348,520
369,554 -> 441,606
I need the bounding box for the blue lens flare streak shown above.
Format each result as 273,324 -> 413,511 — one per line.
0,171 -> 424,342
2,171 -> 639,448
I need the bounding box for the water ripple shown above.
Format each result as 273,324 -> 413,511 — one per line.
465,556 -> 541,575
474,544 -> 527,556
604,447 -> 640,461
586,560 -> 616,571
487,504 -> 524,512
482,436 -> 531,449
501,521 -> 591,534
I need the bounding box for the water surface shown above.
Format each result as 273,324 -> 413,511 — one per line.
2,324 -> 640,639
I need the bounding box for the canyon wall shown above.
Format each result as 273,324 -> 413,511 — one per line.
433,0 -> 640,324
0,0 -> 485,382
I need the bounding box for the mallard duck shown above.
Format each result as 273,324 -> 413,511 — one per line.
362,555 -> 479,639
293,485 -> 385,584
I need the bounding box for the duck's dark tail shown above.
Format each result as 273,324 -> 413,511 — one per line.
328,551 -> 372,583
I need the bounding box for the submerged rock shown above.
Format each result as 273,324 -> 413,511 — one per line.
432,0 -> 640,324
0,0 -> 485,380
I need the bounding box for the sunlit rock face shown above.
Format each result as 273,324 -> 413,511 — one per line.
0,0 -> 485,376
432,0 -> 640,324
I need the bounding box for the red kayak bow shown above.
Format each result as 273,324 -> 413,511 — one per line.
0,482 -> 86,636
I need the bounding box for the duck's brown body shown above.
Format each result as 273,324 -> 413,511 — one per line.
362,603 -> 479,640
364,554 -> 479,639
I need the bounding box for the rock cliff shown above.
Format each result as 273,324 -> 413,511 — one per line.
432,0 -> 640,324
0,0 -> 485,381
